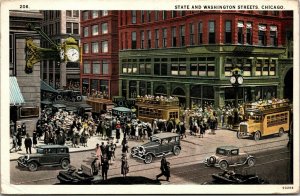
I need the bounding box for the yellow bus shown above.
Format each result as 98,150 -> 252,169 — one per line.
237,99 -> 291,141
135,97 -> 180,123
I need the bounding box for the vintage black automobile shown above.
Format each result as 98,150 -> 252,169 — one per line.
57,165 -> 102,184
208,170 -> 269,184
204,146 -> 255,170
56,90 -> 82,102
131,132 -> 181,164
17,145 -> 70,171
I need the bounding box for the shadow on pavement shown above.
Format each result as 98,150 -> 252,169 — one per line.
100,176 -> 161,185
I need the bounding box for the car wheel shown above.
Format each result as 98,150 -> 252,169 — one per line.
28,162 -> 38,172
173,147 -> 181,156
254,131 -> 261,141
219,161 -> 228,170
278,128 -> 284,137
61,159 -> 70,169
144,154 -> 153,164
247,157 -> 255,167
237,131 -> 243,139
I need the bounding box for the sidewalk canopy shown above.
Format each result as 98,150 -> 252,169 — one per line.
41,80 -> 58,93
10,77 -> 25,106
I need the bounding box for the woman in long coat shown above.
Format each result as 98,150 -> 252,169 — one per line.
121,154 -> 129,177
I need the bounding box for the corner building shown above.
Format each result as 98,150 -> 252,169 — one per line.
80,10 -> 119,98
118,11 -> 293,109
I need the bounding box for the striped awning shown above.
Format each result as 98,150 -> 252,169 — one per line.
10,77 -> 25,106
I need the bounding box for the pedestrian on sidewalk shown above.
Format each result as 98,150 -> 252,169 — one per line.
121,138 -> 129,154
156,153 -> 167,180
101,155 -> 109,180
32,130 -> 37,148
16,126 -> 22,151
10,134 -> 18,153
121,154 -> 129,178
21,122 -> 27,137
91,157 -> 100,175
24,133 -> 32,154
116,121 -> 121,143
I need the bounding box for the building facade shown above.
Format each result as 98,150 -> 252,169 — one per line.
118,10 -> 293,109
80,10 -> 119,99
41,10 -> 81,90
10,10 -> 44,132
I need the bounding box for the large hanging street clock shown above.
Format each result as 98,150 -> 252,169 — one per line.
25,24 -> 80,74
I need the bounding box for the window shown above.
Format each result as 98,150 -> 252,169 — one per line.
83,61 -> 91,74
101,23 -> 108,34
92,10 -> 99,18
155,29 -> 159,48
82,11 -> 89,20
147,11 -> 151,22
122,64 -> 128,73
225,21 -> 232,43
92,42 -> 99,53
102,10 -> 108,16
73,10 -> 79,17
270,26 -> 278,46
66,22 -> 72,34
256,59 -> 262,76
102,60 -> 109,75
92,25 -> 99,36
180,11 -> 186,16
163,11 -> 167,20
172,27 -> 177,47
55,22 -> 60,34
132,11 -> 136,24
83,27 -> 89,37
171,62 -> 186,76
180,25 -> 185,46
101,41 -> 108,53
263,59 -> 269,76
92,61 -> 100,74
147,30 -> 151,48
140,31 -> 144,49
162,28 -> 167,48
258,24 -> 267,46
141,11 -> 145,23
237,21 -> 244,44
83,43 -> 89,54
172,11 -> 177,18
73,23 -> 79,34
131,31 -> 137,49
154,62 -> 167,76
244,59 -> 252,76
100,80 -> 108,94
224,58 -> 233,77
190,57 -> 215,77
270,59 -> 276,76
66,10 -> 72,17
155,11 -> 159,21
189,23 -> 195,45
139,63 -> 151,75
209,21 -> 215,44
246,22 -> 253,45
198,22 -> 203,44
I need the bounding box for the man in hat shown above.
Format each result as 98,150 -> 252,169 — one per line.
101,155 -> 109,180
24,133 -> 32,154
156,153 -> 167,180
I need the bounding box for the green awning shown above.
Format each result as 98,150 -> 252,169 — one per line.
41,80 -> 58,93
10,77 -> 25,106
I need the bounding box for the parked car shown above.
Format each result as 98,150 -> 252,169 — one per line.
77,103 -> 93,117
131,132 -> 181,164
17,145 -> 70,171
204,146 -> 255,170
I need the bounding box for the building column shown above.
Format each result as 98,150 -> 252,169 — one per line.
136,81 -> 140,96
250,86 -> 256,102
215,87 -> 225,108
166,82 -> 171,97
150,81 -> 154,95
278,83 -> 284,99
126,80 -> 129,99
60,61 -> 67,88
185,83 -> 190,109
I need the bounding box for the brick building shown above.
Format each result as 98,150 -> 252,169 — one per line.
80,10 -> 119,99
118,10 -> 293,109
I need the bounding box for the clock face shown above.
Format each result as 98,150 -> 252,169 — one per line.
237,76 -> 244,84
60,50 -> 65,60
66,48 -> 79,62
230,76 -> 236,84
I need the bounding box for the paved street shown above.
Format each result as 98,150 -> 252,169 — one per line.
10,128 -> 291,185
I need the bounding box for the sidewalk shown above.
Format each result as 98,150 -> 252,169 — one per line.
10,128 -> 289,161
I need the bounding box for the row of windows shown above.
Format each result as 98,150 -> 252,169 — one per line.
267,113 -> 288,127
121,22 -> 278,50
82,23 -> 108,37
82,78 -> 109,95
66,10 -> 79,18
43,10 -> 61,20
83,60 -> 109,75
82,10 -> 108,20
121,57 -> 277,77
83,41 -> 108,54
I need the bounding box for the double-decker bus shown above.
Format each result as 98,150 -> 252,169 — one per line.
135,96 -> 180,123
237,99 -> 291,141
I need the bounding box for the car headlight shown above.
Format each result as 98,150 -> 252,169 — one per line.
208,156 -> 216,164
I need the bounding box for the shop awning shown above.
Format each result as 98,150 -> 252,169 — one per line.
10,77 -> 25,106
41,80 -> 58,93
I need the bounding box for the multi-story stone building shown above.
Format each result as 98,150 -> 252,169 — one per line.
118,10 -> 293,109
41,10 -> 81,90
80,10 -> 119,98
9,10 -> 44,132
